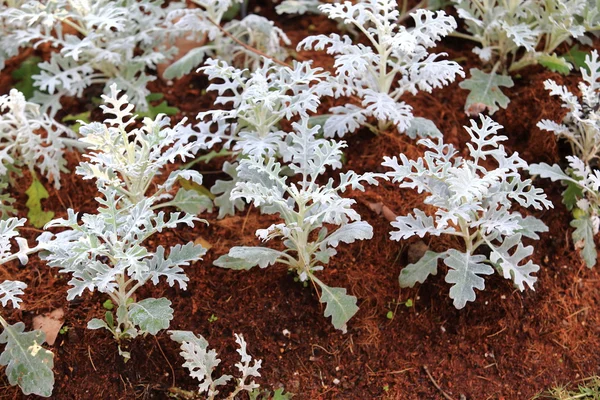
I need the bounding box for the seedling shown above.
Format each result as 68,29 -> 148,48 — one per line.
384,115 -> 552,308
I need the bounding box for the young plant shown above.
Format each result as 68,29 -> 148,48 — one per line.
536,50 -> 600,164
297,0 -> 463,136
169,330 -> 261,400
276,0 -> 322,15
192,57 -> 332,218
0,218 -> 54,397
0,89 -> 80,218
0,0 -> 186,114
214,120 -> 381,331
529,51 -> 600,267
163,0 -> 290,79
454,0 -> 599,114
41,85 -> 208,357
383,115 -> 552,309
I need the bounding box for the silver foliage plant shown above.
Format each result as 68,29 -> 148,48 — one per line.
454,0 -> 599,115
163,0 -> 290,80
0,89 -> 79,216
383,115 -> 552,309
169,331 -> 261,400
193,57 -> 332,218
214,120 -> 382,331
0,218 -> 54,397
530,50 -> 600,267
297,0 -> 464,137
40,85 -> 208,357
0,0 -> 186,114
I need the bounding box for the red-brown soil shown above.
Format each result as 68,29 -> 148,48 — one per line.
1,3 -> 599,400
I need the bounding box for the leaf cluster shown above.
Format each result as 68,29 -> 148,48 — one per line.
214,120 -> 382,330
298,0 -> 464,136
383,115 -> 552,308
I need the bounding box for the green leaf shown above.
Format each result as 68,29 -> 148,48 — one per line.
62,111 -> 91,133
137,94 -> 179,119
313,278 -> 359,332
459,68 -> 514,115
172,188 -> 214,215
571,215 -> 597,268
443,249 -> 494,309
563,180 -> 584,211
399,250 -> 445,288
0,321 -> 54,397
105,312 -> 114,329
102,299 -> 114,310
179,177 -> 215,200
128,297 -> 174,335
25,177 -> 54,228
222,0 -> 244,20
163,47 -> 209,80
272,388 -> 294,399
538,54 -> 572,75
11,56 -> 42,99
563,45 -> 590,72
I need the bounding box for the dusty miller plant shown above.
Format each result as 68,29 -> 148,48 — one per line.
163,0 -> 290,79
214,120 -> 381,331
454,0 -> 600,115
0,89 -> 80,216
530,50 -> 600,267
297,0 -> 463,137
40,85 -> 209,358
169,331 -> 261,399
383,115 -> 552,308
192,57 -> 332,218
0,218 -> 54,397
0,0 -> 186,114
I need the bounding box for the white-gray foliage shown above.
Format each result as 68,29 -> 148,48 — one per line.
0,217 -> 54,397
163,0 -> 290,79
0,89 -> 79,216
383,115 -> 552,309
169,331 -> 261,400
454,0 -> 599,114
529,51 -> 600,267
40,86 -> 208,349
214,120 -> 382,331
297,0 -> 463,136
0,0 -> 186,114
276,0 -> 322,15
192,58 -> 332,217
530,157 -> 600,267
537,50 -> 600,164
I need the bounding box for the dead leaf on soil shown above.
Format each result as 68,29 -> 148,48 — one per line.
465,102 -> 488,117
366,201 -> 397,222
194,236 -> 213,251
33,308 -> 64,346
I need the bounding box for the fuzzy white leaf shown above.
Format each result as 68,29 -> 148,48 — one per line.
128,297 -> 173,335
444,250 -> 494,309
399,251 -> 445,288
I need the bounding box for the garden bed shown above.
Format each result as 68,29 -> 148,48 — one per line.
1,1 -> 600,399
